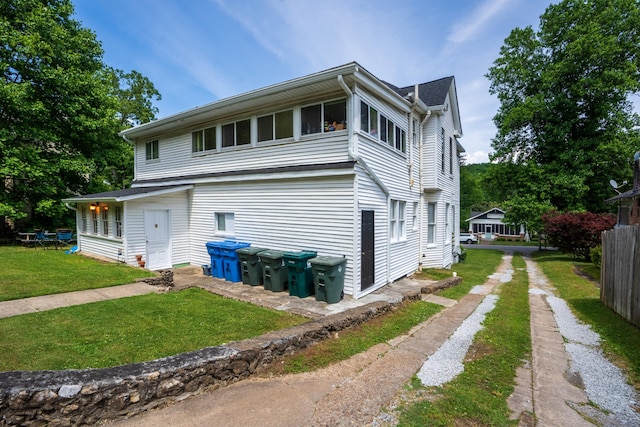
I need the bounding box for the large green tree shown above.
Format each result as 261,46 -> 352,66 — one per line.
486,0 -> 640,213
0,0 -> 159,231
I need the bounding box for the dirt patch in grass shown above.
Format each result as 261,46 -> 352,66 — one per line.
572,265 -> 600,288
464,341 -> 495,363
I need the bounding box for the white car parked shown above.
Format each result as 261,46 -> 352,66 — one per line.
459,233 -> 478,244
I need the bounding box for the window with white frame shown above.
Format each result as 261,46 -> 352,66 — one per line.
445,203 -> 450,242
258,109 -> 294,142
427,202 -> 436,244
81,205 -> 87,233
115,205 -> 123,238
440,128 -> 445,173
390,200 -> 406,242
301,99 -> 347,135
413,118 -> 418,146
222,119 -> 251,148
449,137 -> 454,175
215,212 -> 235,236
360,100 -> 407,153
192,126 -> 216,152
91,207 -> 98,234
145,140 -> 159,160
101,205 -> 109,236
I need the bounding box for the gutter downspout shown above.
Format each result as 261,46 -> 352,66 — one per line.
418,109 -> 432,270
337,75 -> 392,287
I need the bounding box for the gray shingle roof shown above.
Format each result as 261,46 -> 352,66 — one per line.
385,76 -> 454,107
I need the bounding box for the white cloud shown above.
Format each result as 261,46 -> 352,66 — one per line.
464,150 -> 490,164
448,0 -> 511,45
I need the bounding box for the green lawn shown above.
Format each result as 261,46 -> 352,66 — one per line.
0,288 -> 306,371
1,246 -> 155,301
415,248 -> 505,300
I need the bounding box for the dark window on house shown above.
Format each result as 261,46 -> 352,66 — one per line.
324,99 -> 346,131
145,140 -> 159,160
360,101 -> 369,132
275,110 -> 294,139
380,116 -> 388,142
301,104 -> 322,135
222,123 -> 234,148
258,115 -> 273,142
236,119 -> 250,145
192,126 -> 216,152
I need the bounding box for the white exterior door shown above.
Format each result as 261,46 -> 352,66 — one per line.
144,210 -> 171,270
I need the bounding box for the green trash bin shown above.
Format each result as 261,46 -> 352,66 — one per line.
283,251 -> 317,298
310,256 -> 347,303
259,250 -> 288,292
236,247 -> 268,286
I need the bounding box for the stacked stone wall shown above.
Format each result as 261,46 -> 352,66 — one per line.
0,277 -> 460,426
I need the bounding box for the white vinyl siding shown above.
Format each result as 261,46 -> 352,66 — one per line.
189,177 -> 355,295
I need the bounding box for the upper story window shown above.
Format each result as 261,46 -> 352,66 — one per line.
301,99 -> 347,135
222,119 -> 251,148
449,137 -> 454,175
192,126 -> 216,152
145,140 -> 159,160
258,109 -> 294,142
361,100 -> 406,153
440,128 -> 445,173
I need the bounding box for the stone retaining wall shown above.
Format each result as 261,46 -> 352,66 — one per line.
0,277 -> 461,426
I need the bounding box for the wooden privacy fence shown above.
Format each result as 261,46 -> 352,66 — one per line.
601,224 -> 640,327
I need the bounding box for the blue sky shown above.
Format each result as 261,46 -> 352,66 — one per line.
73,0 -> 555,164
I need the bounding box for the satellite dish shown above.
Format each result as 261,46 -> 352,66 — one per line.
610,179 -> 621,194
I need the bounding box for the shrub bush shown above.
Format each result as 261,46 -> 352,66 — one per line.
590,245 -> 602,268
542,211 -> 615,261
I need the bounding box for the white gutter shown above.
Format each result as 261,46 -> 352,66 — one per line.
337,74 -> 392,287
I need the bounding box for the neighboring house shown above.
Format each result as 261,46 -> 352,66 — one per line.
606,151 -> 640,226
63,62 -> 464,299
466,208 -> 525,241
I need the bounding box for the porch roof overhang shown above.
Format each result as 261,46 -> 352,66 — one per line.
606,188 -> 640,204
119,62 -> 411,141
63,185 -> 194,203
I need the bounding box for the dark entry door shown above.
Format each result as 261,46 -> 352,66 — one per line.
361,210 -> 375,291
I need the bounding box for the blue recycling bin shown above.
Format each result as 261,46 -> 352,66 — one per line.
220,241 -> 250,282
205,242 -> 225,278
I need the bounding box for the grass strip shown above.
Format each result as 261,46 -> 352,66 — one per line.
415,249 -> 504,300
271,300 -> 442,375
1,247 -> 154,301
396,253 -> 530,426
0,288 -> 306,371
533,250 -> 640,385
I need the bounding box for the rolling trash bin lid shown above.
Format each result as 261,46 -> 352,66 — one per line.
258,249 -> 286,260
310,256 -> 347,267
236,247 -> 267,255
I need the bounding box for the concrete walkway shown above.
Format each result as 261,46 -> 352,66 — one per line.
0,283 -> 160,318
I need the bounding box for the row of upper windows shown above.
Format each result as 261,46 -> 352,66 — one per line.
360,100 -> 407,154
143,97 -> 410,160
190,99 -> 347,154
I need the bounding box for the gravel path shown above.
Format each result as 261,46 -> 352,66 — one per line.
524,257 -> 640,426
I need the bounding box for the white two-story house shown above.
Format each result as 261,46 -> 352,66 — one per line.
64,62 -> 464,299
